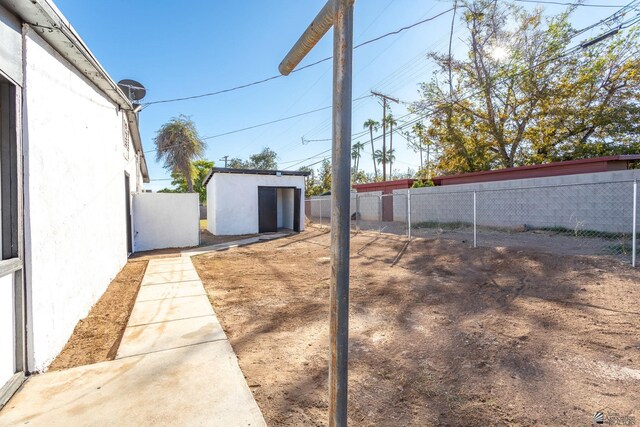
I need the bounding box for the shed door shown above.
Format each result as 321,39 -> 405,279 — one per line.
258,187 -> 277,233
293,188 -> 301,232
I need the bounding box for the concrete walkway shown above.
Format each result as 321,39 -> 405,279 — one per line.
0,256 -> 266,427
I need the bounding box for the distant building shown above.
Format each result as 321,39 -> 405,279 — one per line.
204,168 -> 309,235
431,155 -> 640,186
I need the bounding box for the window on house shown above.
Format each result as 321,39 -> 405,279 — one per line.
123,115 -> 130,160
0,78 -> 19,260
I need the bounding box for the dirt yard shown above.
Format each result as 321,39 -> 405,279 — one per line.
48,260 -> 147,371
192,227 -> 640,426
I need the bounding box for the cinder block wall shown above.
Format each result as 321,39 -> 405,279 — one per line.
308,192 -> 382,221
393,170 -> 640,233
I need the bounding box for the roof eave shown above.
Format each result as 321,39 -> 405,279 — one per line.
125,111 -> 150,183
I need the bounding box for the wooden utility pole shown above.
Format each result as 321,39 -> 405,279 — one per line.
279,1 -> 354,425
219,155 -> 229,168
371,91 -> 398,181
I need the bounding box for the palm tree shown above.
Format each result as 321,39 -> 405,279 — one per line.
351,141 -> 365,175
154,115 -> 206,193
363,119 -> 380,179
374,148 -> 395,173
385,113 -> 398,179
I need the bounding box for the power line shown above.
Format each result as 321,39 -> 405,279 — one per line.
201,95 -> 371,140
287,2 -> 639,173
143,7 -> 454,106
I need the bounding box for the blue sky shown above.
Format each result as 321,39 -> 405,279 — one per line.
54,0 -> 619,191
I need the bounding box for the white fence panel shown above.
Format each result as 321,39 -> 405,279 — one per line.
133,193 -> 200,252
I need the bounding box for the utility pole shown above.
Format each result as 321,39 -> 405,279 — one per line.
219,155 -> 229,168
371,91 -> 398,181
279,1 -> 354,425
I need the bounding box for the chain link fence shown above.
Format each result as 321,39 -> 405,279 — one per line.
305,178 -> 638,266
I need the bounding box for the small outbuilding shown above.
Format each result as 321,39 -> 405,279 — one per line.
204,168 -> 309,235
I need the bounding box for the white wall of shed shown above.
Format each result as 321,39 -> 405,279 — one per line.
276,188 -> 284,229
132,193 -> 199,252
21,28 -> 141,372
206,173 -> 305,235
281,188 -> 294,229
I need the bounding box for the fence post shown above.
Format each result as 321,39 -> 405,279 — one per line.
355,193 -> 360,232
473,191 -> 477,248
407,189 -> 411,241
379,194 -> 383,234
633,179 -> 637,268
319,198 -> 322,230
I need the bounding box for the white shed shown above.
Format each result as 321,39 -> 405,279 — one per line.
204,168 -> 309,235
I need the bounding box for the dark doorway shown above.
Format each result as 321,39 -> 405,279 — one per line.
293,188 -> 301,232
382,193 -> 394,222
258,187 -> 277,233
124,173 -> 132,253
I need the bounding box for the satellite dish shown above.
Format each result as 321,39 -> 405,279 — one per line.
117,79 -> 147,102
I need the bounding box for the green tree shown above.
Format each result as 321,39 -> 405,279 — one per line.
166,160 -> 214,203
414,0 -> 640,174
363,119 -> 380,179
374,148 -> 395,169
351,141 -> 366,177
154,115 -> 206,192
385,113 -> 398,179
318,159 -> 332,194
226,147 -> 278,170
228,157 -> 247,168
248,147 -> 278,170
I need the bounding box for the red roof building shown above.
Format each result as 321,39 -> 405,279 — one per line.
352,179 -> 416,194
431,155 -> 640,186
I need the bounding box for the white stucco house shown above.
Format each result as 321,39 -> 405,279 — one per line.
0,0 -> 149,406
204,168 -> 309,235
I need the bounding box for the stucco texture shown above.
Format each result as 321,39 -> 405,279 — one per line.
132,193 -> 199,252
22,29 -> 141,371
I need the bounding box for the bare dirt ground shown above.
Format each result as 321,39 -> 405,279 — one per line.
316,217 -> 635,260
192,227 -> 640,426
48,260 -> 147,371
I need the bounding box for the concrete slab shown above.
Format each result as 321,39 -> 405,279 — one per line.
141,269 -> 201,286
144,262 -> 194,275
136,280 -> 205,301
127,295 -> 213,326
181,237 -> 260,257
0,341 -> 266,427
116,315 -> 226,359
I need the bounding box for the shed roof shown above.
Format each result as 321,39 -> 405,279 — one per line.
203,168 -> 310,186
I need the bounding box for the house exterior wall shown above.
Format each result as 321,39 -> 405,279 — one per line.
22,28 -> 141,371
132,193 -> 199,252
207,173 -> 305,235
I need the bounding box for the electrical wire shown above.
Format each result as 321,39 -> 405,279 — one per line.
142,7 -> 455,106
200,94 -> 371,140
